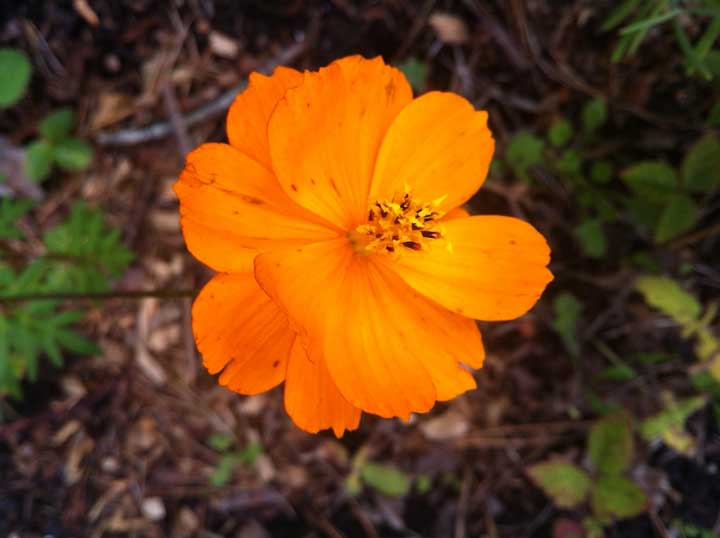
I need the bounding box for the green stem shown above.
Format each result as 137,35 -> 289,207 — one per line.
0,288 -> 197,303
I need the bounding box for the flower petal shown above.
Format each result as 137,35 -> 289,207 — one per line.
370,92 -> 494,212
285,338 -> 362,437
386,215 -> 553,321
254,239 -> 483,418
174,143 -> 338,272
192,273 -> 295,395
268,56 -> 413,229
444,206 -> 470,220
227,66 -> 303,170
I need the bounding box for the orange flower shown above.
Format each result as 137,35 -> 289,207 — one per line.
174,56 -> 553,436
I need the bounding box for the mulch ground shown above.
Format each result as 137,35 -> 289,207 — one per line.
1,1 -> 719,537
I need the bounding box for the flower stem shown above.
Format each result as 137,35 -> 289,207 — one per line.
0,288 -> 197,303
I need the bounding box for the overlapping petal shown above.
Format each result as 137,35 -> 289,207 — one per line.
227,66 -> 303,170
284,338 -> 362,436
268,56 -> 413,229
192,273 -> 295,394
254,239 -> 484,419
370,92 -> 494,213
174,143 -> 338,273
384,216 -> 553,321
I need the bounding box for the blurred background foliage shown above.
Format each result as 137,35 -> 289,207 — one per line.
1,1 -> 719,537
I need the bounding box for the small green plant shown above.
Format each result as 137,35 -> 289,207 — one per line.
504,103 -> 720,258
207,433 -> 263,486
636,275 -> 720,379
528,413 -> 648,535
0,200 -> 133,399
0,48 -> 31,108
633,275 -> 719,452
25,108 -> 93,182
0,47 -> 93,185
640,393 -> 706,454
345,447 -> 411,497
621,134 -> 720,243
603,0 -> 720,79
503,98 -> 613,259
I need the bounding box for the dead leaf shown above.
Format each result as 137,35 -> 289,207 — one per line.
73,0 -> 99,26
147,323 -> 180,353
64,432 -> 95,485
420,409 -> 469,440
173,507 -> 200,538
429,12 -> 469,44
91,92 -> 135,130
52,420 -> 83,446
238,394 -> 268,416
136,298 -> 168,385
209,31 -> 240,59
141,497 -> 166,521
150,210 -> 181,233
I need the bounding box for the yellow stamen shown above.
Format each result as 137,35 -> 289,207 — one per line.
350,191 -> 446,255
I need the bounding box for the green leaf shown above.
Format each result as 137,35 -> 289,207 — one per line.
527,460 -> 591,508
39,108 -> 74,142
398,57 -> 428,92
620,161 -> 678,203
632,352 -> 673,365
0,198 -> 33,239
43,202 -> 133,292
552,293 -> 582,357
415,474 -> 432,494
360,462 -> 410,497
506,132 -> 544,181
237,441 -> 263,465
598,365 -> 637,381
0,48 -> 31,107
574,219 -> 606,259
582,99 -> 607,134
54,138 -> 92,171
625,196 -> 662,232
707,50 -> 720,78
590,161 -> 613,184
208,433 -> 234,452
602,0 -> 642,31
674,19 -> 712,80
25,140 -> 54,182
210,453 -> 240,487
591,475 -> 647,520
612,34 -> 634,62
636,275 -> 701,325
55,329 -> 98,355
588,413 -> 634,475
640,396 -> 706,442
619,0 -> 663,59
556,149 -> 582,177
619,8 -> 682,35
682,135 -> 720,192
548,118 -> 573,147
654,194 -> 698,243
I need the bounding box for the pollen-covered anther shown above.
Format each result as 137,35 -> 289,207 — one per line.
351,192 -> 446,254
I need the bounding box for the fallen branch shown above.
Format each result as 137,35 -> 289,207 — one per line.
95,40 -> 307,147
0,288 -> 196,303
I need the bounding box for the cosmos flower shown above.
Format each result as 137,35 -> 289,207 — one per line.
174,55 -> 553,436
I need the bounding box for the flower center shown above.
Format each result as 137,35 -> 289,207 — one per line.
349,192 -> 446,254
